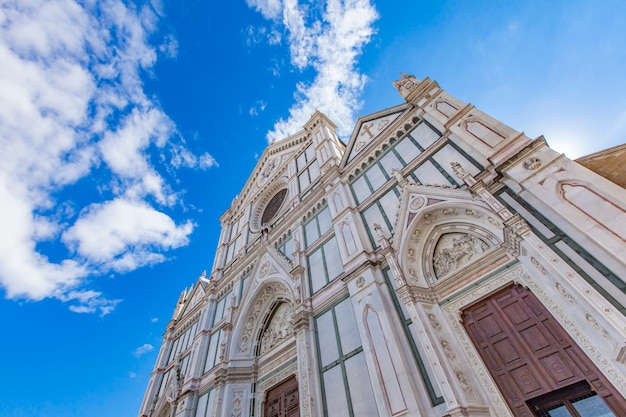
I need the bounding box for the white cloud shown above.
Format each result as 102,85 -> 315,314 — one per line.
246,0 -> 283,20
133,343 -> 155,357
59,290 -> 122,317
151,317 -> 159,323
0,0 -> 215,313
171,144 -> 219,170
247,0 -> 379,140
198,153 -> 219,169
63,198 -> 194,271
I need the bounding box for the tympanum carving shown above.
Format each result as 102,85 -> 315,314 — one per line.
260,303 -> 295,354
432,233 -> 488,278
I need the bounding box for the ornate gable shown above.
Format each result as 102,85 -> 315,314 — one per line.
230,248 -> 297,358
394,184 -> 505,287
342,104 -> 407,166
172,274 -> 209,321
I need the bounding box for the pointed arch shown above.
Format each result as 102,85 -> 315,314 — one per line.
399,201 -> 504,286
231,279 -> 295,359
256,301 -> 296,356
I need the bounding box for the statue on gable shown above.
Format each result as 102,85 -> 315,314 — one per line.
393,73 -> 419,100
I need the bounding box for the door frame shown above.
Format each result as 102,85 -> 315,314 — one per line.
461,283 -> 626,416
437,265 -> 626,417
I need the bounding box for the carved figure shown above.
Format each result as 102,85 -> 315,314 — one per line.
433,233 -> 488,277
259,303 -> 295,354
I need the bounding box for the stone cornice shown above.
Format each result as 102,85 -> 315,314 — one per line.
497,135 -> 549,174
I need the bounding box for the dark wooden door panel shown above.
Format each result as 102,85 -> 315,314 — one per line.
462,284 -> 626,417
264,375 -> 299,417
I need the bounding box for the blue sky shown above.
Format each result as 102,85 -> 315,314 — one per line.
1,1 -> 625,416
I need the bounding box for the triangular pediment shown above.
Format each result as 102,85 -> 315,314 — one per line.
245,248 -> 295,298
342,104 -> 408,166
392,184 -> 472,241
393,184 -> 506,287
174,274 -> 209,321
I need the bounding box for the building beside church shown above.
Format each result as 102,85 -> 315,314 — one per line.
139,74 -> 626,417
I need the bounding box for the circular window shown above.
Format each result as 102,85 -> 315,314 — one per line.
261,189 -> 288,225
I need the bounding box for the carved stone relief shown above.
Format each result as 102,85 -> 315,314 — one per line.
432,233 -> 489,278
523,157 -> 541,170
231,390 -> 243,417
258,261 -> 270,278
455,370 -> 472,392
410,196 -> 426,211
428,313 -> 442,330
296,331 -> 313,417
441,339 -> 457,360
400,200 -> 504,287
260,303 -> 295,354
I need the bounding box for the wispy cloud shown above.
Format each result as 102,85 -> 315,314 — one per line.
0,0 -> 215,313
133,343 -> 155,357
249,100 -> 267,116
246,0 -> 379,140
58,290 -> 122,317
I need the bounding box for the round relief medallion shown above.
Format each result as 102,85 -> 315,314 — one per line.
410,196 -> 426,211
259,261 -> 270,278
523,157 -> 541,170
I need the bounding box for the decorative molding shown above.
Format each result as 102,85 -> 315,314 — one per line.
296,330 -> 313,417
250,178 -> 289,233
503,214 -> 530,257
441,265 -> 523,417
231,390 -> 244,417
238,283 -> 292,354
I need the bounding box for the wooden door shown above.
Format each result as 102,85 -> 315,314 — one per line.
264,375 -> 299,417
462,284 -> 626,417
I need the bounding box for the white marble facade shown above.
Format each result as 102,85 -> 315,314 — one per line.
139,74 -> 626,417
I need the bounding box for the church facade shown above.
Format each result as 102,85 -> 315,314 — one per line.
139,74 -> 626,417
